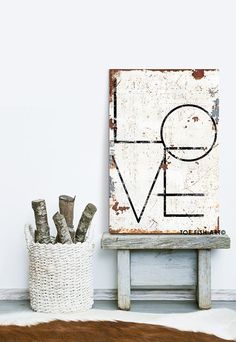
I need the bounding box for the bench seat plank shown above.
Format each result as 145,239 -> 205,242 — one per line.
102,233 -> 230,250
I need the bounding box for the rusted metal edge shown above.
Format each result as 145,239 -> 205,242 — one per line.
109,68 -> 218,72
109,228 -> 181,234
109,228 -> 222,235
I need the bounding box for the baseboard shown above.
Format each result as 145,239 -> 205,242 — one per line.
1,288 -> 236,301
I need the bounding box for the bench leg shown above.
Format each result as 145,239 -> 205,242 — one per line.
117,250 -> 131,310
197,249 -> 211,309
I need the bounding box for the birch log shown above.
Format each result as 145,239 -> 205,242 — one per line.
59,195 -> 75,241
75,203 -> 97,243
53,212 -> 73,244
32,199 -> 51,244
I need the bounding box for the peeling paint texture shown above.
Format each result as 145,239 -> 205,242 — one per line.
211,98 -> 219,124
109,69 -> 219,234
109,176 -> 115,196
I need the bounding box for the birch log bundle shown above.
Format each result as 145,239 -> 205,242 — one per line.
32,196 -> 97,244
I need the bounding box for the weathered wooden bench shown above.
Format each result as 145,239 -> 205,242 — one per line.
101,233 -> 230,310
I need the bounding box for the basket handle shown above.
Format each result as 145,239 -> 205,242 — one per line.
24,224 -> 34,248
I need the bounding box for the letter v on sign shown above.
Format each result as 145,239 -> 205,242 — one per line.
112,143 -> 164,223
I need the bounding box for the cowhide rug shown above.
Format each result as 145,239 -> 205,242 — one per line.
0,308 -> 235,342
0,320 -> 234,342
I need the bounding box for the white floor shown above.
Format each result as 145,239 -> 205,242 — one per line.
0,300 -> 236,340
1,300 -> 236,314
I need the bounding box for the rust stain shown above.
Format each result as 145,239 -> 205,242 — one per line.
109,158 -> 116,169
109,70 -> 120,103
192,116 -> 199,122
109,118 -> 116,130
160,161 -> 171,170
111,200 -> 129,215
192,69 -> 205,80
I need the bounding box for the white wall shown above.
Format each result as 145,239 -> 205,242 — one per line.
0,0 -> 235,291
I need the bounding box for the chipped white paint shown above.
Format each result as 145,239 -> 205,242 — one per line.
109,69 -> 219,233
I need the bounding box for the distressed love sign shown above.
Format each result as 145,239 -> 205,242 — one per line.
109,69 -> 219,234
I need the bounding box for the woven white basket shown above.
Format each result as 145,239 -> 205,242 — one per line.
25,224 -> 94,313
